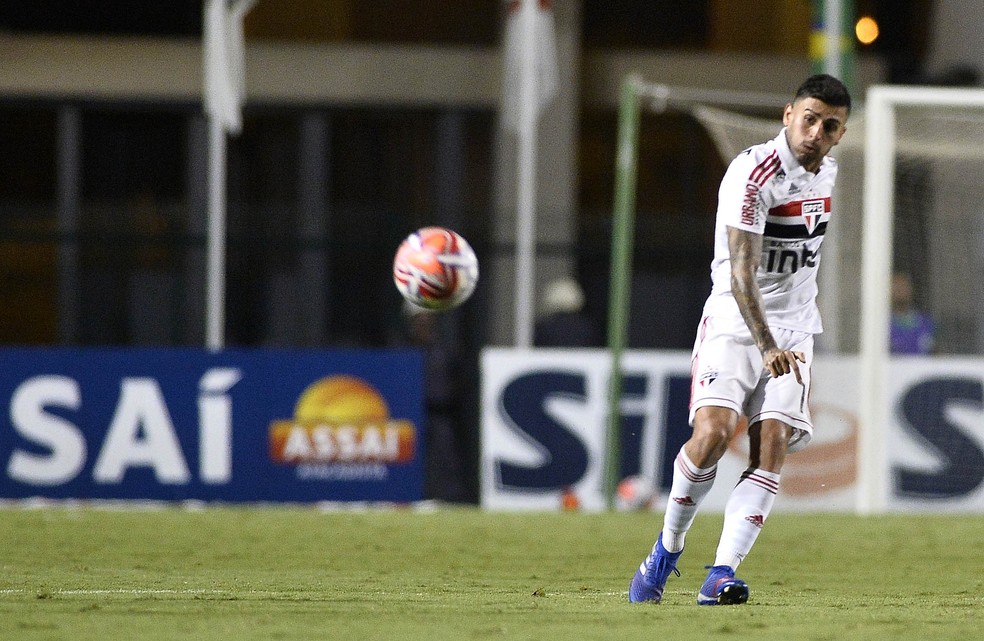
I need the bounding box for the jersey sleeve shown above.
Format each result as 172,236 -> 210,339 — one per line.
716,146 -> 780,235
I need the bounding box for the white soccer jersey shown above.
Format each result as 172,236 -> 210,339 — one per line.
701,128 -> 837,335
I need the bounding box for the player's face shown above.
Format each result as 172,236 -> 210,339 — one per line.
782,97 -> 848,173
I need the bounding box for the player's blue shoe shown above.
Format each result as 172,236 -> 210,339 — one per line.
628,534 -> 682,603
697,565 -> 749,605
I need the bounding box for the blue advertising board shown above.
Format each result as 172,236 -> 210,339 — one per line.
0,348 -> 424,502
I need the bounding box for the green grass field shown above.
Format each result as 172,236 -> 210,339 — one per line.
0,505 -> 981,640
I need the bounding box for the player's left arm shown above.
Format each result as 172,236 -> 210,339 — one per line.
728,225 -> 805,382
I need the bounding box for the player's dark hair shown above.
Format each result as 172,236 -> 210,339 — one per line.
794,74 -> 852,113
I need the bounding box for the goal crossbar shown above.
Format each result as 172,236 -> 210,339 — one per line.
636,81 -> 789,112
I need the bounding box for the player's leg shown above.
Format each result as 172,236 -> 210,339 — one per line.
664,406 -> 741,549
629,406 -> 741,603
698,329 -> 814,605
629,317 -> 755,603
669,318 -> 760,550
698,418 -> 791,606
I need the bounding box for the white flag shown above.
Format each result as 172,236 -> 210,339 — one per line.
203,0 -> 256,135
501,0 -> 560,131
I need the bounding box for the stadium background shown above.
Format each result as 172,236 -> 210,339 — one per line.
0,0 -> 979,505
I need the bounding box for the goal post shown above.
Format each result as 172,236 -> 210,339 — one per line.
859,84 -> 984,513
605,75 -> 642,510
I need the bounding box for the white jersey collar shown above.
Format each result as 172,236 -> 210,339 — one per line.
775,128 -> 803,176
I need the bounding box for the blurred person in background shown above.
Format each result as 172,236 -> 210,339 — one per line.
889,271 -> 935,354
533,277 -> 603,347
390,302 -> 467,502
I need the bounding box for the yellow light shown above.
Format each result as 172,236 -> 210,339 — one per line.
855,16 -> 879,45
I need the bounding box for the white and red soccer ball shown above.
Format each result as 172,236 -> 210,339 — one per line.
616,475 -> 658,511
393,227 -> 478,311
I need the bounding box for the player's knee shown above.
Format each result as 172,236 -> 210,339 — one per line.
690,414 -> 737,462
754,420 -> 794,449
747,420 -> 795,470
695,424 -> 732,449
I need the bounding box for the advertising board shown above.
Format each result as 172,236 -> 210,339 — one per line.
0,348 -> 424,503
481,349 -> 984,512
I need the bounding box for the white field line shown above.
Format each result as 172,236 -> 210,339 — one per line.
0,588 -> 272,597
0,588 -> 631,599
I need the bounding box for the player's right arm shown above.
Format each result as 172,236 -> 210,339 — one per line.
728,225 -> 804,382
719,145 -> 805,382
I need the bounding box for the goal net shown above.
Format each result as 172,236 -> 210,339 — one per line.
609,78 -> 984,513
653,86 -> 984,357
858,86 -> 984,512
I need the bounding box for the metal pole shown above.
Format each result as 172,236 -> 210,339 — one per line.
513,0 -> 538,348
202,0 -> 256,350
56,106 -> 82,345
205,114 -> 227,351
811,0 -> 856,95
605,75 -> 642,510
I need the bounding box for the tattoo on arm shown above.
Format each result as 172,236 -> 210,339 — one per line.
728,226 -> 777,354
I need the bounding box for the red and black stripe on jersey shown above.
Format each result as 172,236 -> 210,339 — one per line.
764,197 -> 830,239
765,220 -> 827,239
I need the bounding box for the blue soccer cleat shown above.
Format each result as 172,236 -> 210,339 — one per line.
697,564 -> 749,605
628,534 -> 682,603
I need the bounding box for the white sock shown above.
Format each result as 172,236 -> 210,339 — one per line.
713,468 -> 780,569
660,447 -> 717,553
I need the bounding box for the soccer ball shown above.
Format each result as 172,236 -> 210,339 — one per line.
393,227 -> 479,311
616,475 -> 657,511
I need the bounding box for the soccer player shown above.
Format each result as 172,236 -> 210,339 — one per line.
628,74 -> 851,605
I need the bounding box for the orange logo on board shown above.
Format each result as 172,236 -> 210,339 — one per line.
269,376 -> 416,465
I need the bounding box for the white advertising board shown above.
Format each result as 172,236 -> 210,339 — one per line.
481,349 -> 984,513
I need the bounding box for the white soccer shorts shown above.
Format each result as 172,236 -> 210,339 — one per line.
688,315 -> 814,452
